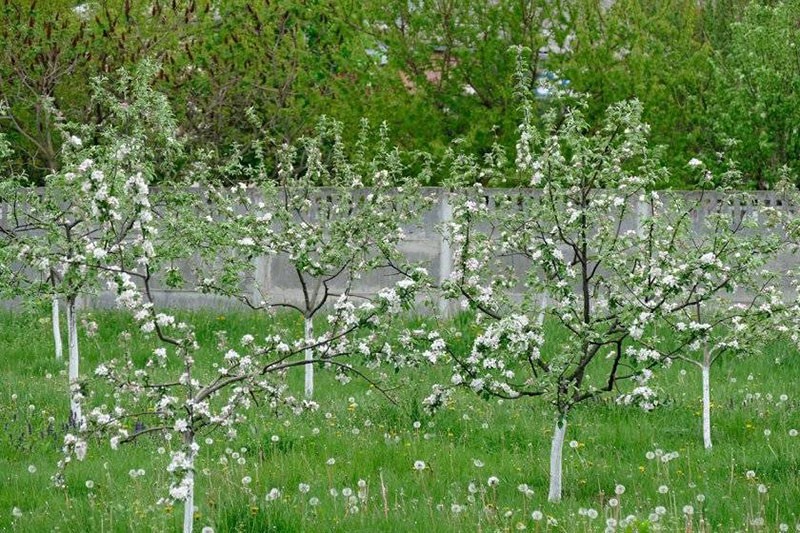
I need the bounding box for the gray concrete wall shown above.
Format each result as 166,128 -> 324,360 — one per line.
3,189 -> 797,312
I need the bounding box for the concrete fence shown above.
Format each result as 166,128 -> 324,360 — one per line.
3,188 -> 798,311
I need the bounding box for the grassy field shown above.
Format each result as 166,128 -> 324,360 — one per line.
1,308 -> 799,532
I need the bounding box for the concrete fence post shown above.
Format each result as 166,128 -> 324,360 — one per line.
636,193 -> 651,237
438,190 -> 454,317
252,255 -> 271,307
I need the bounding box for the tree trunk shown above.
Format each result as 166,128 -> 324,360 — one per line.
183,444 -> 195,533
66,297 -> 82,427
702,345 -> 712,450
52,297 -> 63,360
548,417 -> 568,503
304,316 -> 314,399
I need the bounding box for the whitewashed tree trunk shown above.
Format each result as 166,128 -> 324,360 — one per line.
304,316 -> 314,399
548,417 -> 567,503
183,451 -> 195,533
702,344 -> 712,450
66,297 -> 82,427
52,297 -> 63,360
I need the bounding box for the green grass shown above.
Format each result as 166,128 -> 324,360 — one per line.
1,309 -> 799,532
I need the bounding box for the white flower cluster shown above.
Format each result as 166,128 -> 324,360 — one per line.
452,313 -> 544,399
616,386 -> 659,411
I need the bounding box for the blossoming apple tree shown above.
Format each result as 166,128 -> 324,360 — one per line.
59,252 -> 429,533
651,166 -> 783,450
182,117 -> 431,399
0,124 -> 65,361
46,70 -> 434,533
0,117 -> 45,308
0,61 -> 182,427
417,55 -> 779,502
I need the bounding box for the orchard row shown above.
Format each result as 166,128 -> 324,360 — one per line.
2,59 -> 799,533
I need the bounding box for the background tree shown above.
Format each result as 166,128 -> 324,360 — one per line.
0,0 -> 402,184
548,0 -> 714,187
707,0 -> 800,189
0,0 -> 192,181
3,0 -> 796,189
349,0 -> 555,175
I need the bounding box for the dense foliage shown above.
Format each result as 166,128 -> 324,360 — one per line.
2,0 -> 796,188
